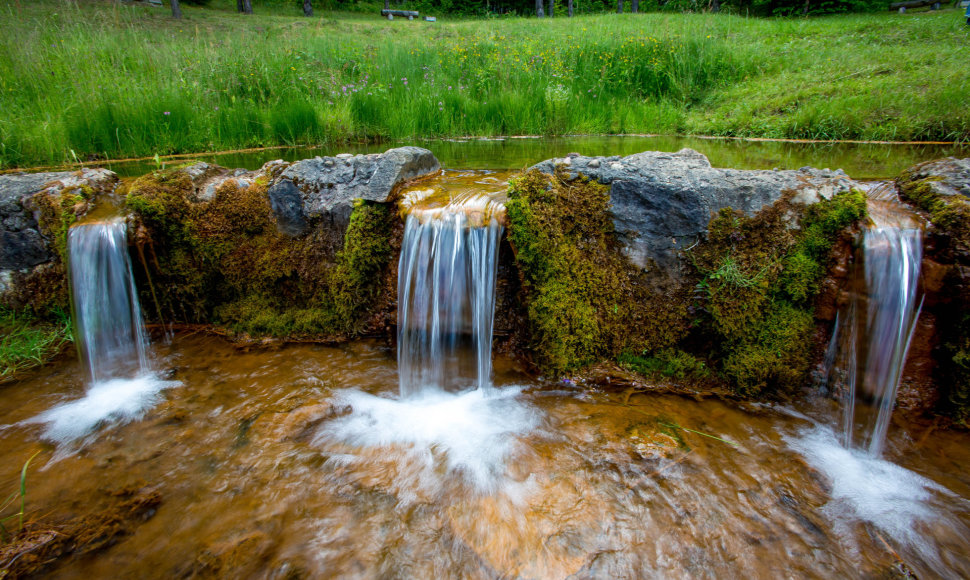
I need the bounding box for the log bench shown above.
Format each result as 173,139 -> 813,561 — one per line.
381,9 -> 420,19
889,0 -> 942,12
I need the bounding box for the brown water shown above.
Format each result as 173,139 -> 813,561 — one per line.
2,334 -> 969,578
94,136 -> 970,180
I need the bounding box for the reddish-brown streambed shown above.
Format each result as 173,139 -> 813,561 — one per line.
0,334 -> 968,578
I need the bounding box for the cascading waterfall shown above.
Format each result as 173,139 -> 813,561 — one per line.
68,218 -> 150,382
26,217 -> 175,449
825,185 -> 923,457
397,199 -> 504,398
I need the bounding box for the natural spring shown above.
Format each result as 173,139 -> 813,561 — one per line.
1,143 -> 969,579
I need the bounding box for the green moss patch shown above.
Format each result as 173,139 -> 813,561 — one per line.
689,189 -> 866,397
506,168 -> 866,398
126,168 -> 396,340
506,169 -> 689,375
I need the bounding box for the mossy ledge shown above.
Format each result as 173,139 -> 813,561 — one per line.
897,158 -> 970,425
506,166 -> 866,398
125,165 -> 398,341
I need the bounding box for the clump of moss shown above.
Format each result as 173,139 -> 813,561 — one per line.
505,169 -> 688,374
689,189 -> 866,396
617,348 -> 711,382
126,167 -> 396,339
30,184 -> 92,263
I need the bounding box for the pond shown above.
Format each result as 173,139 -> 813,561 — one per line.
97,135 -> 970,180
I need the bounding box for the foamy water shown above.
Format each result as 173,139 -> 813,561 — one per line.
25,374 -> 179,446
785,424 -> 963,571
313,387 -> 542,494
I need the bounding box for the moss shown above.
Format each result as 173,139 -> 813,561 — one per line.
617,348 -> 711,382
126,168 -> 396,340
328,200 -> 394,330
689,189 -> 866,397
898,164 -> 970,425
721,300 -> 815,397
506,169 -> 688,374
30,185 -> 89,264
898,166 -> 970,253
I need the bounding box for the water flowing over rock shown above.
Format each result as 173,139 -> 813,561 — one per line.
267,146 -> 440,237
68,219 -> 149,383
896,157 -> 970,424
397,191 -> 504,397
530,149 -> 859,274
825,188 -> 923,456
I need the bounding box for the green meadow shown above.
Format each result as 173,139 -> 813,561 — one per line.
1,0 -> 967,169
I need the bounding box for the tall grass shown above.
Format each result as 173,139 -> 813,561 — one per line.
1,1 -> 967,169
0,307 -> 73,382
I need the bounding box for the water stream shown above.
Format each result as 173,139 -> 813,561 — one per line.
23,219 -> 177,448
68,219 -> 149,383
397,175 -> 506,397
825,186 -> 924,457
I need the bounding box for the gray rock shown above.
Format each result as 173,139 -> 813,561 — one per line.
267,146 -> 440,236
530,148 -> 859,273
0,168 -> 117,270
901,157 -> 970,200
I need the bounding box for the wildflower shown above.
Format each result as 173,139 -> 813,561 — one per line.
163,111 -> 171,115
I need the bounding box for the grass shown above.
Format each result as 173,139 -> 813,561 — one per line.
0,307 -> 73,383
1,1 -> 967,169
0,451 -> 41,543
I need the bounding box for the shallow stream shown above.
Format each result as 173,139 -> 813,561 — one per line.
2,334 -> 969,578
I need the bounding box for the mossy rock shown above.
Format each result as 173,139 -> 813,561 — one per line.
125,165 -> 397,340
688,189 -> 866,397
507,165 -> 866,396
897,158 -> 970,425
506,168 -> 689,375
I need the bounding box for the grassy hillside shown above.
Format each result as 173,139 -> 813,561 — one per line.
1,0 -> 967,168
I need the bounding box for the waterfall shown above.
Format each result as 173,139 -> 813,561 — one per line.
826,187 -> 923,457
397,201 -> 504,398
68,219 -> 150,383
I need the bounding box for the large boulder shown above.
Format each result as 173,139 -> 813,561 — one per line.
530,149 -> 859,273
267,147 -> 440,237
0,168 -> 118,309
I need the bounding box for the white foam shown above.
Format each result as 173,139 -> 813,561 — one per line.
314,387 -> 541,493
785,425 -> 953,557
25,374 -> 179,445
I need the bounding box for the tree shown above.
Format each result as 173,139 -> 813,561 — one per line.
536,0 -> 544,16
384,0 -> 390,9
617,0 -> 623,12
304,0 -> 313,16
568,0 -> 573,16
237,0 -> 252,14
171,0 -> 182,18
548,0 -> 554,16
632,0 -> 639,11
